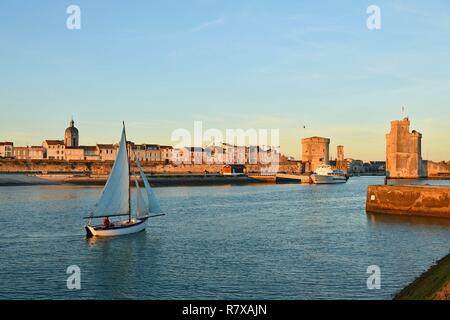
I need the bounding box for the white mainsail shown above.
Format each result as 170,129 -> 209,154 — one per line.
94,126 -> 130,217
133,171 -> 148,218
135,157 -> 162,213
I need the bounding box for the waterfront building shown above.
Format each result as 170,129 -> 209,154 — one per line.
347,159 -> 364,175
160,145 -> 173,164
132,144 -> 161,162
301,137 -> 330,173
171,148 -> 181,164
97,144 -> 117,161
12,146 -> 28,159
247,146 -> 259,164
233,145 -> 246,164
42,140 -> 65,160
65,144 -> 117,161
368,161 -> 386,173
64,146 -> 85,161
0,142 -> 14,158
83,146 -> 98,161
171,147 -> 205,164
221,143 -> 235,164
258,147 -> 280,165
204,145 -> 225,164
171,147 -> 190,164
11,146 -> 45,160
28,146 -> 45,160
220,143 -> 255,165
189,147 -> 205,164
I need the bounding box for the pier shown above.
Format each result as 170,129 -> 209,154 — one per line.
366,185 -> 450,219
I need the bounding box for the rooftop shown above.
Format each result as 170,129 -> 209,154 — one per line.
96,144 -> 116,149
301,136 -> 330,142
43,140 -> 64,145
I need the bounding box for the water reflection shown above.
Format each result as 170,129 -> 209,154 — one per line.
30,185 -> 101,201
86,231 -> 148,249
85,232 -> 151,298
367,212 -> 450,227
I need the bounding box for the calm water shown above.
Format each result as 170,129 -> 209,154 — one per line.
0,177 -> 450,300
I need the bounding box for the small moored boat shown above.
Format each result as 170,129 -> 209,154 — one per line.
311,164 -> 348,184
84,123 -> 164,238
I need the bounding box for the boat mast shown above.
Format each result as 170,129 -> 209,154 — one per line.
123,121 -> 131,222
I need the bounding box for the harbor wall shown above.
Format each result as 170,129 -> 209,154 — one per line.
366,185 -> 450,218
0,159 -> 301,175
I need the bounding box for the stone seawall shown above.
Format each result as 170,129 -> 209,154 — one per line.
366,185 -> 450,218
0,174 -> 61,186
0,159 -> 301,175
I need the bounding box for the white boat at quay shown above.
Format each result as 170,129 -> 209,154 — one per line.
84,123 -> 164,238
311,164 -> 348,184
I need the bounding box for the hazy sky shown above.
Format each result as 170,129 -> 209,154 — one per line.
1,0 -> 449,161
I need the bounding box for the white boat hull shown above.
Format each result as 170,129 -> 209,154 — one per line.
311,174 -> 348,184
85,217 -> 149,238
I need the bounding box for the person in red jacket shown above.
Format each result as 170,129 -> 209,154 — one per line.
103,216 -> 111,228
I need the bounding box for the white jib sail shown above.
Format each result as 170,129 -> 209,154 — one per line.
135,156 -> 162,213
133,171 -> 148,218
94,126 -> 130,216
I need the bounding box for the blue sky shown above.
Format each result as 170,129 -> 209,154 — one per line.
1,0 -> 449,161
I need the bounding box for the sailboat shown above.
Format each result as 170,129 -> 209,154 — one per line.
84,123 -> 164,238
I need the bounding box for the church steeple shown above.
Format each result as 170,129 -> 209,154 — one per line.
65,117 -> 79,147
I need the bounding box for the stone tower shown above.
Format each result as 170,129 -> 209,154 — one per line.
64,118 -> 79,147
386,117 -> 424,178
301,136 -> 330,173
337,145 -> 344,161
336,145 -> 347,171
